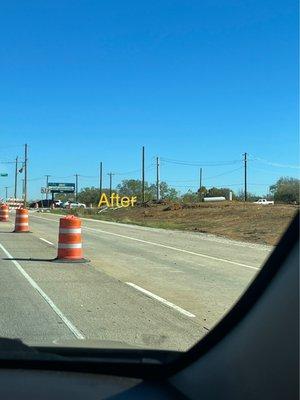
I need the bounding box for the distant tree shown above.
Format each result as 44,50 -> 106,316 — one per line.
206,187 -> 232,199
236,190 -> 259,202
116,180 -> 143,197
162,185 -> 179,201
55,193 -> 74,202
148,182 -> 179,201
197,186 -> 208,199
181,190 -> 199,203
117,179 -> 179,202
77,187 -> 109,206
270,177 -> 300,204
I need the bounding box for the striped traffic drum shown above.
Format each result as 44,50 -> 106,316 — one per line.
56,215 -> 87,262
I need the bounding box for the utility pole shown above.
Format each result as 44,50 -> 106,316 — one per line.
156,157 -> 160,201
141,146 -> 145,203
14,156 -> 18,198
45,175 -> 51,201
244,152 -> 247,202
22,179 -> 25,200
99,162 -> 103,196
107,172 -> 114,200
75,174 -> 79,201
5,187 -> 8,201
199,168 -> 203,201
24,144 -> 28,206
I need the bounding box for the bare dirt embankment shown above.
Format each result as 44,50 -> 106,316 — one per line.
50,201 -> 298,246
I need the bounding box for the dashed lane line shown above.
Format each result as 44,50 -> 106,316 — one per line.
126,282 -> 196,318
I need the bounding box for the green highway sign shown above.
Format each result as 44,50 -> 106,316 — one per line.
48,182 -> 75,193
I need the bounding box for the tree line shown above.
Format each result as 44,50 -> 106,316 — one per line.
56,176 -> 299,205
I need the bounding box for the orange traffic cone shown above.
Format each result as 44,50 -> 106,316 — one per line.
55,215 -> 88,263
0,204 -> 9,222
14,208 -> 30,232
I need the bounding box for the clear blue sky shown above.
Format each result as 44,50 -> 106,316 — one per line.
0,0 -> 298,200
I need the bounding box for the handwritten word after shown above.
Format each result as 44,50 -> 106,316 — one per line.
98,193 -> 137,208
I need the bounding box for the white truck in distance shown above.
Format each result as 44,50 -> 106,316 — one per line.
254,198 -> 274,205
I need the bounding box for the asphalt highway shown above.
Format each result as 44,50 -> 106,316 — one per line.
0,211 -> 272,351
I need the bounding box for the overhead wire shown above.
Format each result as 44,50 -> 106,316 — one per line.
160,157 -> 241,167
249,155 -> 300,169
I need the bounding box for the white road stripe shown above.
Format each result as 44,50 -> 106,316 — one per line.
0,242 -> 85,340
35,213 -> 271,251
84,227 -> 259,271
39,237 -> 54,246
31,215 -> 260,271
126,282 -> 196,318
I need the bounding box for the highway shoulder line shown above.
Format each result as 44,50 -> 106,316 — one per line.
39,237 -> 54,246
84,226 -> 259,271
126,282 -> 196,318
31,215 -> 259,270
32,213 -> 271,251
0,242 -> 85,340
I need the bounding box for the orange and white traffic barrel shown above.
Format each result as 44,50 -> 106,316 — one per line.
14,208 -> 30,232
55,215 -> 87,262
0,204 -> 9,222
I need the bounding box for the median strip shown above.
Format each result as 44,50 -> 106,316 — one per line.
126,282 -> 196,318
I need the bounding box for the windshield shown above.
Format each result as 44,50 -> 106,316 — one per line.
0,1 -> 298,355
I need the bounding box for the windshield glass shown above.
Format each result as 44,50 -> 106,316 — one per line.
0,1 -> 298,354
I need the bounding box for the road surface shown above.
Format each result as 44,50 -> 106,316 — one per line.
0,211 -> 272,351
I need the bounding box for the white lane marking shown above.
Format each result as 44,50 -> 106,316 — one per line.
39,238 -> 54,246
0,242 -> 85,340
31,215 -> 259,271
84,227 -> 259,271
126,282 -> 196,318
30,213 -> 271,251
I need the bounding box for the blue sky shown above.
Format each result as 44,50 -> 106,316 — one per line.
0,0 -> 298,200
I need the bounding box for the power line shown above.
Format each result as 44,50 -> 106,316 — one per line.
205,166 -> 243,180
249,155 -> 300,169
28,177 -> 44,182
160,157 -> 241,167
99,161 -> 103,195
50,175 -> 74,179
171,183 -> 243,188
244,152 -> 247,201
114,163 -> 155,176
165,167 -> 243,183
107,172 -> 115,199
249,166 -> 285,174
0,144 -> 23,149
248,183 -> 273,186
142,146 -> 145,203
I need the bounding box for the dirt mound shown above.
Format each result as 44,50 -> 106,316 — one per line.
163,202 -> 183,211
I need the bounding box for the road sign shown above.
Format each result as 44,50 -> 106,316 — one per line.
0,173 -> 8,177
48,182 -> 75,193
41,187 -> 51,194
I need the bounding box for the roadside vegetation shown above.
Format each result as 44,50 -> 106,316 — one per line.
48,176 -> 299,246
50,201 -> 298,246
54,176 -> 300,206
